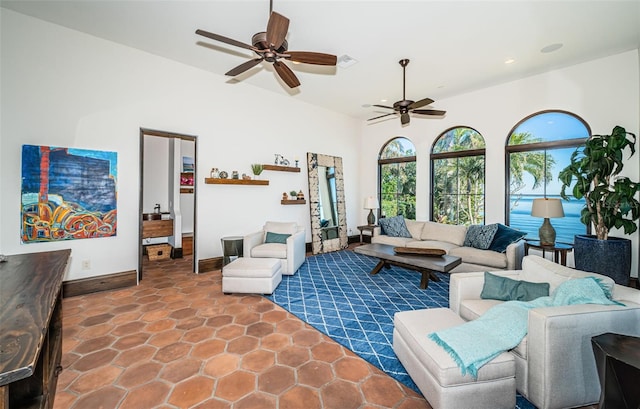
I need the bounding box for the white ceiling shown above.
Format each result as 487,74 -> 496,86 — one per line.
2,0 -> 640,121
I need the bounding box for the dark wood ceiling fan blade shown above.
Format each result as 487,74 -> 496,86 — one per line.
412,109 -> 447,116
195,29 -> 256,52
273,60 -> 300,88
409,98 -> 434,110
225,58 -> 263,76
401,113 -> 410,125
287,51 -> 337,66
266,12 -> 289,49
373,104 -> 396,110
367,113 -> 396,121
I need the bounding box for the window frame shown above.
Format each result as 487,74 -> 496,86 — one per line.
430,126 -> 486,225
504,109 -> 590,235
377,137 -> 417,220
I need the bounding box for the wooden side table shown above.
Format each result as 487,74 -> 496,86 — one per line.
591,333 -> 640,408
357,225 -> 377,244
524,240 -> 573,266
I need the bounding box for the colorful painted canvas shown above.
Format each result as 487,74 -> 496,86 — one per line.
182,156 -> 194,172
21,145 -> 118,243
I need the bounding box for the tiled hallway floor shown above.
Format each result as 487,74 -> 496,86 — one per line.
54,255 -> 430,409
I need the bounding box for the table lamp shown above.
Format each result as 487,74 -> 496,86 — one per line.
364,196 -> 379,225
531,198 -> 565,246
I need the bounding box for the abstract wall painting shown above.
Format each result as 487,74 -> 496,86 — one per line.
21,144 -> 118,243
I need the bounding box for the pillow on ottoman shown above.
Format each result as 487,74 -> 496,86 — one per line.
379,216 -> 412,238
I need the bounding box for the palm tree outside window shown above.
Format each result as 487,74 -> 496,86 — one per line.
378,137 -> 416,220
506,110 -> 589,243
431,127 -> 486,225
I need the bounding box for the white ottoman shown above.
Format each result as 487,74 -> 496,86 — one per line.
393,308 -> 516,409
222,258 -> 282,295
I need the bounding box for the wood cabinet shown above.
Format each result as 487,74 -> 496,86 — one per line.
142,219 -> 174,238
0,249 -> 70,409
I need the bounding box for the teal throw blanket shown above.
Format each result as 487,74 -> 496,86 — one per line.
428,277 -> 622,378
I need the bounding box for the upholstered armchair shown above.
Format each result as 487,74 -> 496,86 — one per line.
243,221 -> 306,275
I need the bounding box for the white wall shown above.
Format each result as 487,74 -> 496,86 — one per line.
0,9 -> 360,280
359,50 -> 640,277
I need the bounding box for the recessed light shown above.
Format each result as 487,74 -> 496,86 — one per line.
362,104 -> 372,108
380,99 -> 388,103
541,43 -> 563,53
337,54 -> 358,68
504,58 -> 516,65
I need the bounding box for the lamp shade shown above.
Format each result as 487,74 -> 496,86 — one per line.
531,198 -> 565,218
364,196 -> 379,210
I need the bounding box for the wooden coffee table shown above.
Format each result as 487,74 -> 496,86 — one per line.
354,243 -> 461,289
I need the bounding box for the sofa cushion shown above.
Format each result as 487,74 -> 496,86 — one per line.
449,246 -> 508,269
464,224 -> 499,249
521,255 -> 615,294
489,224 -> 527,253
481,272 -> 550,301
250,243 -> 287,258
379,215 -> 412,238
405,240 -> 459,252
420,221 -> 467,246
371,235 -> 414,247
404,219 -> 425,239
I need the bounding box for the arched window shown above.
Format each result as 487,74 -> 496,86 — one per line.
378,137 -> 416,220
431,127 -> 486,225
506,110 -> 590,243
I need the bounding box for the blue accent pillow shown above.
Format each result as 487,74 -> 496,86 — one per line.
464,224 -> 499,249
488,224 -> 527,253
265,232 -> 291,244
481,272 -> 550,301
378,216 -> 412,238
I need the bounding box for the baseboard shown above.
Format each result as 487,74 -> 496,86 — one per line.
198,257 -> 223,273
63,270 -> 137,298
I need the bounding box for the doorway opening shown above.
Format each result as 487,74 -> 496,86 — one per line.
139,128 -> 197,281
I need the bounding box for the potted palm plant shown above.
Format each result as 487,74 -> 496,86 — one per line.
559,125 -> 640,285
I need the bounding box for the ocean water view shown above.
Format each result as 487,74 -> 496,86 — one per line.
510,195 -> 587,244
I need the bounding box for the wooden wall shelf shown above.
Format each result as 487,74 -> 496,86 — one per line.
205,178 -> 269,186
281,200 -> 306,205
180,187 -> 194,194
262,164 -> 300,173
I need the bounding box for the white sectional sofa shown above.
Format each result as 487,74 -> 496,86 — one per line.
372,219 -> 525,273
449,255 -> 640,409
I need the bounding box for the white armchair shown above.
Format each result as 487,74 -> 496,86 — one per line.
243,221 -> 306,275
449,255 -> 640,409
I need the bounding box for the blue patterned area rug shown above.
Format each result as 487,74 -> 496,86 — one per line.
266,250 -> 535,409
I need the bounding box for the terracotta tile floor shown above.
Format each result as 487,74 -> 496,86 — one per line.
54,255 -> 431,409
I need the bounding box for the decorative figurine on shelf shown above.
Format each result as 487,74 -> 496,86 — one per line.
210,167 -> 219,178
242,173 -> 251,180
295,159 -> 299,168
289,190 -> 298,199
219,170 -> 228,179
297,190 -> 305,200
282,192 -> 288,201
274,154 -> 290,166
232,170 -> 239,179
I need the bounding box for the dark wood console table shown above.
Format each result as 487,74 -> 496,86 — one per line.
0,249 -> 71,409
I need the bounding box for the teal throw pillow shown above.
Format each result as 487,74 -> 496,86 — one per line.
488,224 -> 527,253
481,272 -> 550,301
379,216 -> 412,238
464,224 -> 499,249
265,232 -> 291,244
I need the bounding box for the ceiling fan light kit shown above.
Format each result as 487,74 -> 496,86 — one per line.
196,1 -> 337,89
368,59 -> 446,125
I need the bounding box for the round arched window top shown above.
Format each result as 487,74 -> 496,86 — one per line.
508,111 -> 590,145
379,137 -> 415,159
433,127 -> 485,154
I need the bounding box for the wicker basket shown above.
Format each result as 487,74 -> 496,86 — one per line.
147,244 -> 172,261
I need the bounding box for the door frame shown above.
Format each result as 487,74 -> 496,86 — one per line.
139,128 -> 197,281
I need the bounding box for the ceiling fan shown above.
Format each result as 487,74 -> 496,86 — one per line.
195,0 -> 337,88
368,59 -> 446,125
